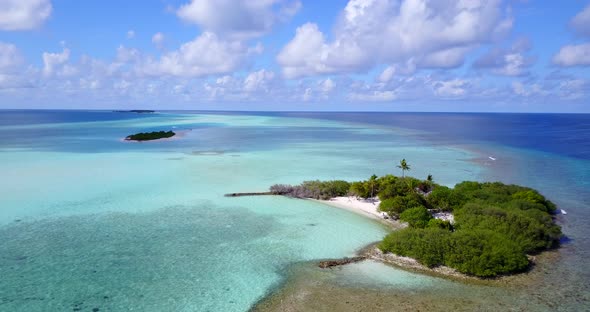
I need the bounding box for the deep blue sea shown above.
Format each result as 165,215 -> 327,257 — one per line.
0,110 -> 588,311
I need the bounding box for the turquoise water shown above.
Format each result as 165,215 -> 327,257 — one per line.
0,112 -> 490,311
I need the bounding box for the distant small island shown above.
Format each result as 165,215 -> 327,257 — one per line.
234,159 -> 563,278
125,130 -> 175,141
114,110 -> 155,113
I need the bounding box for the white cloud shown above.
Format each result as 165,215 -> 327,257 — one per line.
176,0 -> 300,39
152,32 -> 165,48
571,4 -> 590,37
127,30 -> 135,39
0,42 -> 30,89
114,79 -> 131,91
277,0 -> 512,78
552,43 -> 590,67
243,69 -> 275,92
0,0 -> 52,30
0,42 -> 23,72
558,79 -> 589,100
143,32 -> 259,77
434,79 -> 468,97
377,66 -> 396,83
474,38 -> 534,76
497,53 -> 528,76
348,90 -> 397,102
319,78 -> 336,93
42,47 -> 71,76
115,46 -> 140,63
276,23 -> 332,78
511,81 -> 546,98
419,47 -> 470,69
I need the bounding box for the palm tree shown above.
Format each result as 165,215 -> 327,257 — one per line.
368,174 -> 378,198
397,159 -> 410,178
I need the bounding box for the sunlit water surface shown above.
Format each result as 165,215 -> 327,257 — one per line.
0,111 -> 588,311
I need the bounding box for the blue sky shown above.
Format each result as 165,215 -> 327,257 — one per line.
0,0 -> 589,112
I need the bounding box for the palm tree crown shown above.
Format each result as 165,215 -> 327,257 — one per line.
397,159 -> 410,177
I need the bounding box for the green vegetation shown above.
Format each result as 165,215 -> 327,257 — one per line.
399,207 -> 432,228
114,110 -> 155,113
271,159 -> 561,277
374,177 -> 561,277
397,158 -> 411,177
270,180 -> 351,200
125,130 -> 175,141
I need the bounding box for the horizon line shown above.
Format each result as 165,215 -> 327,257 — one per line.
0,108 -> 589,114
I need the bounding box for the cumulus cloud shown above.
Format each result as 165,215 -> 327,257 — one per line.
0,42 -> 23,72
0,0 -> 52,31
127,30 -> 135,39
348,90 -> 397,102
552,5 -> 590,68
0,42 -> 30,89
552,43 -> 590,67
176,0 -> 301,39
570,4 -> 590,37
419,47 -> 471,69
243,69 -> 275,92
143,32 -> 260,77
277,0 -> 512,78
558,78 -> 589,100
474,38 -> 534,76
319,78 -> 336,93
511,81 -> 547,98
434,79 -> 468,97
42,47 -> 72,76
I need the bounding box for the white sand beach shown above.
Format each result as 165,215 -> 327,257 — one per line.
318,196 -> 454,227
316,196 -> 403,227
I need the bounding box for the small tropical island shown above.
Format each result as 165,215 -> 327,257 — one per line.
125,130 -> 175,141
261,159 -> 562,278
114,109 -> 156,113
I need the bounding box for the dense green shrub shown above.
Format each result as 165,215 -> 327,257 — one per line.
427,218 -> 453,230
455,203 -> 561,253
426,186 -> 465,211
125,130 -> 175,141
377,176 -> 420,200
444,230 -> 529,277
270,180 -> 351,200
379,228 -> 451,267
350,181 -> 371,198
400,207 -> 432,228
377,179 -> 561,277
378,193 -> 426,218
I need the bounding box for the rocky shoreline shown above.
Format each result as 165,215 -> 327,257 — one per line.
361,246 -> 475,281
318,256 -> 367,269
314,243 -> 539,283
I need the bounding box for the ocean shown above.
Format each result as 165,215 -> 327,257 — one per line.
0,110 -> 588,311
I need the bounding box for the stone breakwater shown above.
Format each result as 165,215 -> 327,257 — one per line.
318,256 -> 367,269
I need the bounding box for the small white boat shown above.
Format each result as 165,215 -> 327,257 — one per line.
560,209 -> 567,215
488,156 -> 496,161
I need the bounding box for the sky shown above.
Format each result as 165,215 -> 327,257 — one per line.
0,0 -> 589,112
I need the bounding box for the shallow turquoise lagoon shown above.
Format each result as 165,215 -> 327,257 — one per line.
1,111 -> 588,311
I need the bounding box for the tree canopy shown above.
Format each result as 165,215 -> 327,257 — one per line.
125,130 -> 175,141
376,177 -> 561,277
